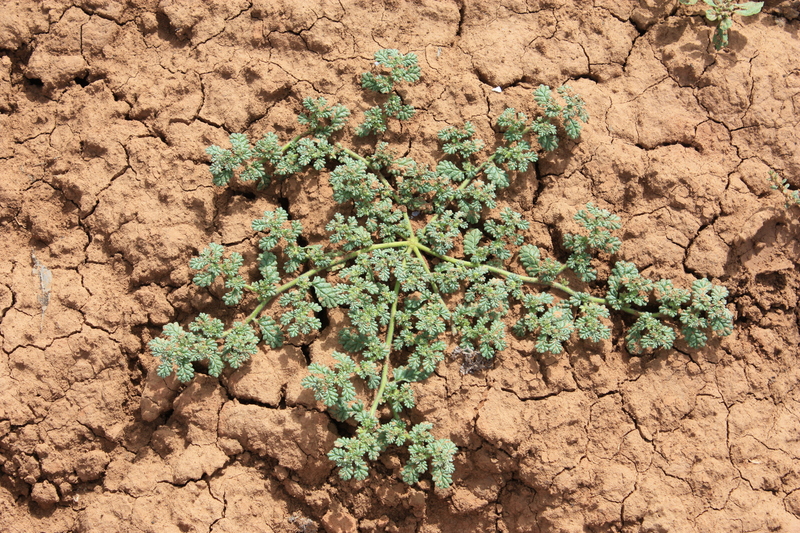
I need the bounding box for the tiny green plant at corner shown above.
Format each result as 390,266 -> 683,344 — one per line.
680,0 -> 764,50
149,49 -> 735,490
767,169 -> 800,210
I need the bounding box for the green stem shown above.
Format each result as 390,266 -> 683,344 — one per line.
280,130 -> 401,194
338,145 -> 367,163
281,128 -> 314,153
414,242 -> 650,318
229,240 -> 411,336
369,271 -> 405,417
334,145 -> 402,204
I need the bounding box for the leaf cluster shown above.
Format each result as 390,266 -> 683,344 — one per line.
151,315 -> 258,382
357,49 -> 420,136
206,97 -> 348,189
767,169 -> 800,210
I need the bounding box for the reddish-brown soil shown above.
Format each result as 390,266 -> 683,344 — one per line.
2,1 -> 800,532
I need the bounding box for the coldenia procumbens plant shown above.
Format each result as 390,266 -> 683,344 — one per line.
150,49 -> 734,489
680,0 -> 764,50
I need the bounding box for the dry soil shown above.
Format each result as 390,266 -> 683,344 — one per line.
1,1 -> 800,532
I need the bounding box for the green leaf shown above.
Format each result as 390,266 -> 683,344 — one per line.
222,322 -> 258,369
438,122 -> 484,159
534,85 -> 559,117
436,160 -> 465,182
298,97 -> 351,138
463,229 -> 483,259
735,2 -> 762,17
484,162 -> 509,187
312,277 -> 343,308
570,296 -> 611,342
519,245 -> 563,282
257,316 -> 284,349
494,141 -> 538,172
190,243 -> 225,287
361,49 -> 421,94
398,361 -> 431,382
519,244 -> 542,277
654,279 -> 691,317
421,210 -> 467,255
329,157 -> 379,204
496,108 -> 528,142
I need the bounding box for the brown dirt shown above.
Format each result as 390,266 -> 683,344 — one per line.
2,1 -> 800,532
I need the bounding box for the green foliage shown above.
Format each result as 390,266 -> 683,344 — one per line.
360,49 -> 421,94
357,49 -> 420,136
206,97 -> 348,189
680,0 -> 764,50
189,243 -> 247,304
298,97 -> 351,138
532,84 -> 589,144
564,203 -> 622,282
151,50 -> 734,491
767,169 -> 800,210
151,315 -> 258,382
496,85 -> 588,156
439,122 -> 485,159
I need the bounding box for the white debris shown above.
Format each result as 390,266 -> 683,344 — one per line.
31,252 -> 52,332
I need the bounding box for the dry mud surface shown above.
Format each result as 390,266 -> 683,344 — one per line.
2,1 -> 800,532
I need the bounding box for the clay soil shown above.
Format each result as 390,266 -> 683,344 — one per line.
2,1 -> 800,532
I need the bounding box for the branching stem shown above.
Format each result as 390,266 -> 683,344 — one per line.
233,240 -> 411,336
414,242 -> 649,318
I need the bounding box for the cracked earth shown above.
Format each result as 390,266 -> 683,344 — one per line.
1,0 -> 800,532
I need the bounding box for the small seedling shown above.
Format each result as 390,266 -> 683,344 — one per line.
767,169 -> 800,209
680,0 -> 764,50
150,50 -> 734,489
